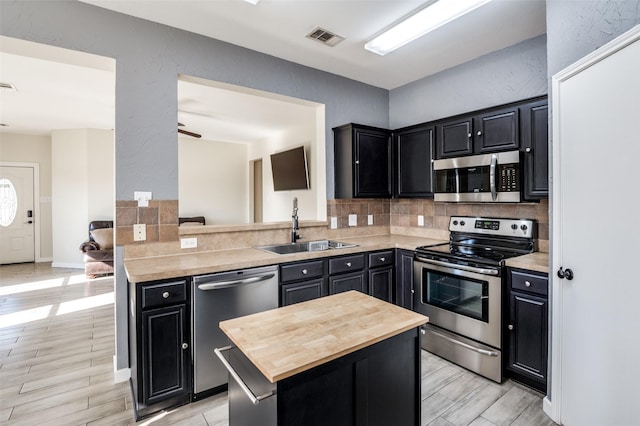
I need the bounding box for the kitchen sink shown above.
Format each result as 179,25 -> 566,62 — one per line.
257,239 -> 358,255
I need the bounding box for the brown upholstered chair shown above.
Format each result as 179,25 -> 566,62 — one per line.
79,220 -> 114,278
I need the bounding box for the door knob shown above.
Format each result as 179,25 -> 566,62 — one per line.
557,267 -> 574,280
25,220 -> 33,224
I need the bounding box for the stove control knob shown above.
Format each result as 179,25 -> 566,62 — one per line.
511,224 -> 518,230
453,220 -> 459,226
460,220 -> 466,226
520,224 -> 528,231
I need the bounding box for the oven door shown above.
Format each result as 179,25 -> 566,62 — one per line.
413,256 -> 502,349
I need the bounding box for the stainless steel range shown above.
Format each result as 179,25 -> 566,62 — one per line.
413,216 -> 535,382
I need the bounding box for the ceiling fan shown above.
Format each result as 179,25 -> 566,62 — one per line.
178,122 -> 202,138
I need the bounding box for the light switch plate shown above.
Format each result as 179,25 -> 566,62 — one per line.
181,237 -> 197,249
348,214 -> 357,227
368,214 -> 373,225
330,217 -> 338,229
418,215 -> 425,227
133,224 -> 146,241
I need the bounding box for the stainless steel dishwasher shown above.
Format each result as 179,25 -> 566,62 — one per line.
192,265 -> 278,399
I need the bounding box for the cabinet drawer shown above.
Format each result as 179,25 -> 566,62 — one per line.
329,254 -> 365,275
368,250 -> 394,269
281,260 -> 324,283
510,270 -> 548,297
141,279 -> 187,309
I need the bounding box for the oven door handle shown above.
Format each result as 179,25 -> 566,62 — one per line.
489,153 -> 498,201
415,256 -> 499,276
428,328 -> 499,357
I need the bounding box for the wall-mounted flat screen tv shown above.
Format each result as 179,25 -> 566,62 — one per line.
270,146 -> 310,191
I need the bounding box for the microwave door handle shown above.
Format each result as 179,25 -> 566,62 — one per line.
489,154 -> 498,201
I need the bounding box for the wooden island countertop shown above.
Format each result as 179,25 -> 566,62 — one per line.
219,290 -> 428,383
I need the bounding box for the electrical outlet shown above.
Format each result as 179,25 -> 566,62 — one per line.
181,237 -> 197,249
348,214 -> 357,227
368,214 -> 373,225
330,217 -> 338,229
133,224 -> 146,241
134,191 -> 152,207
418,215 -> 425,227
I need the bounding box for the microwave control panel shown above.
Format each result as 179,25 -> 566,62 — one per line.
498,164 -> 520,191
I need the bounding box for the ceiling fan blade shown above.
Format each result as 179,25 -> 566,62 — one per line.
178,122 -> 185,127
178,128 -> 202,138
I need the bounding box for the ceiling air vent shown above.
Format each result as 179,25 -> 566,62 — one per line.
306,27 -> 345,47
0,82 -> 18,91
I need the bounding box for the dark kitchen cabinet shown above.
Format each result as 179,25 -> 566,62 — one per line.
520,98 -> 549,199
129,278 -> 191,420
367,250 -> 394,303
280,259 -> 328,306
393,124 -> 435,198
329,253 -> 367,294
333,123 -> 391,198
395,249 -> 414,310
436,105 -> 519,159
506,269 -> 548,393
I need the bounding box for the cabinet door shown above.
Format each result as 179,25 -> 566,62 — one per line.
394,126 -> 434,197
475,107 -> 519,153
281,279 -> 327,306
142,304 -> 190,405
329,271 -> 367,295
521,99 -> 549,199
395,249 -> 414,310
368,266 -> 394,303
507,291 -> 548,386
354,128 -> 391,197
436,118 -> 473,158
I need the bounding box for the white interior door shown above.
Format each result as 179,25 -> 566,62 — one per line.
0,166 -> 35,264
551,27 -> 640,425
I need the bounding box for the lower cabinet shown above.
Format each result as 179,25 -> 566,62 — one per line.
129,278 -> 191,420
506,269 -> 548,393
368,250 -> 394,303
280,259 -> 327,306
329,253 -> 367,295
395,249 -> 414,310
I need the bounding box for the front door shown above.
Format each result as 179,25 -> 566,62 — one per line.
0,166 -> 35,264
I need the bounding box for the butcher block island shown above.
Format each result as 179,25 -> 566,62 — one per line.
217,291 -> 429,426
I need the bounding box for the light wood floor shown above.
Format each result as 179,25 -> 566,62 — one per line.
0,263 -> 556,426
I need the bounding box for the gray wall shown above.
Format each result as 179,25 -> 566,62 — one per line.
546,0 -> 640,77
0,0 -> 388,370
389,35 -> 548,129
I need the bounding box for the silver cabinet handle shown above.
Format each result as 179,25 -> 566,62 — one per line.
355,160 -> 360,165
301,269 -> 308,275
525,281 -> 531,287
525,147 -> 532,153
214,346 -> 276,405
477,131 -> 482,136
467,133 -> 472,138
379,257 -> 385,262
508,325 -> 514,330
346,262 -> 352,267
197,273 -> 275,290
182,343 -> 189,349
162,291 -> 170,299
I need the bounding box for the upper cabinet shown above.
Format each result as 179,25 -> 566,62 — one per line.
520,98 -> 549,199
393,124 -> 435,198
436,105 -> 519,158
333,123 -> 391,198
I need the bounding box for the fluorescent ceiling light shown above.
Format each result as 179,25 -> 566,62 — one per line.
365,0 -> 492,56
244,0 -> 259,4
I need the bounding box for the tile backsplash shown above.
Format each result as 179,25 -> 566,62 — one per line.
115,199 -> 179,245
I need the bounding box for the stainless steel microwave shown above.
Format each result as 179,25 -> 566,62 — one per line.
433,150 -> 521,202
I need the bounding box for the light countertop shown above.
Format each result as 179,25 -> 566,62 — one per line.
505,252 -> 549,274
219,290 -> 428,383
124,234 -> 445,283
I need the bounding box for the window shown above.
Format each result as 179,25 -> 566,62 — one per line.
0,178 -> 18,227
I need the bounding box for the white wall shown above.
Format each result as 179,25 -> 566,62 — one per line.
0,133 -> 53,260
51,129 -> 114,268
179,138 -> 248,225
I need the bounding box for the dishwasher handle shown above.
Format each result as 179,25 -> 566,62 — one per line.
214,346 -> 276,405
197,273 -> 275,290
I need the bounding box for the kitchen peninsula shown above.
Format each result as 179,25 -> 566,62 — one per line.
217,291 -> 429,426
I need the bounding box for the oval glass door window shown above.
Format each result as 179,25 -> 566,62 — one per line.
0,178 -> 18,227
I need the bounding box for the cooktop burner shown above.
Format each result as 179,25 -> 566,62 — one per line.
415,216 -> 536,267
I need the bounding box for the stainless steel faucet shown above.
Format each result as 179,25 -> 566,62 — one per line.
291,197 -> 301,243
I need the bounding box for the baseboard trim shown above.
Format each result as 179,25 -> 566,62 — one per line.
36,257 -> 53,263
114,357 -> 131,383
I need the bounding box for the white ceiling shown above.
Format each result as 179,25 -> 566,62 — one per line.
0,0 -> 546,141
